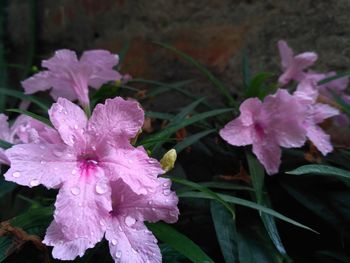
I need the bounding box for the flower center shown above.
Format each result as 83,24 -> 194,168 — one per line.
78,154 -> 99,178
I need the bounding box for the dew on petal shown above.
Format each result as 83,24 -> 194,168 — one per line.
39,145 -> 45,150
95,182 -> 108,194
111,239 -> 118,245
30,179 -> 40,187
12,171 -> 21,178
128,159 -> 133,164
163,189 -> 171,196
125,216 -> 136,226
115,251 -> 122,258
71,186 -> 81,196
148,200 -> 153,205
40,161 -> 46,164
162,182 -> 170,187
74,124 -> 79,130
71,169 -> 77,175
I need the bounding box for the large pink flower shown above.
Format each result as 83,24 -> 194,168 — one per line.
294,78 -> 339,154
44,178 -> 179,261
4,97 -> 173,260
21,50 -> 122,106
277,40 -> 318,86
220,89 -> 307,174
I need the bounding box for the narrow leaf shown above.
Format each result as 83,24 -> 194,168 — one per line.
174,129 -> 215,154
318,71 -> 350,85
6,109 -> 52,127
146,222 -> 214,263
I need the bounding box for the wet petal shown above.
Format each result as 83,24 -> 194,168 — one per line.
306,125 -> 333,155
4,143 -> 75,189
252,138 -> 281,175
219,119 -> 253,146
277,40 -> 294,69
21,71 -> 51,94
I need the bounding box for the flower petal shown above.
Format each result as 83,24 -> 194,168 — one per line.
277,40 -> 294,69
0,114 -> 10,142
313,103 -> 339,124
80,50 -> 119,70
239,98 -> 262,126
293,52 -> 318,70
42,49 -> 78,71
4,143 -> 75,188
88,97 -> 144,141
306,125 -> 333,155
252,138 -> 281,175
21,71 -> 51,94
49,98 -> 87,147
105,217 -> 161,263
54,166 -> 111,242
44,221 -> 96,260
219,119 -> 253,146
101,146 -> 163,195
111,178 -> 179,223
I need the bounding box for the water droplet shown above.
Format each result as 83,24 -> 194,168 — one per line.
54,151 -> 63,157
148,201 -> 153,205
63,110 -> 68,115
151,208 -> 156,211
128,159 -> 133,164
165,199 -> 169,203
39,145 -> 45,150
12,171 -> 21,178
40,160 -> 46,164
71,169 -> 77,175
92,146 -> 96,151
132,248 -> 137,254
95,182 -> 108,194
111,239 -> 118,245
71,186 -> 80,196
78,202 -> 82,207
54,167 -> 58,171
162,182 -> 170,187
139,188 -> 147,195
99,220 -> 105,226
74,124 -> 79,130
125,216 -> 136,227
115,251 -> 122,258
30,179 -> 40,187
67,153 -> 73,158
118,225 -> 123,231
163,189 -> 171,196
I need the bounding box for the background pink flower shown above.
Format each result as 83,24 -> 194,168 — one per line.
21,49 -> 122,106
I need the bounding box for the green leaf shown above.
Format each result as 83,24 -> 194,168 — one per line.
287,164 -> 350,185
0,206 -> 53,262
178,191 -> 316,233
90,84 -> 119,107
0,88 -> 50,111
330,90 -> 350,117
142,108 -> 233,152
146,222 -> 214,263
198,182 -> 254,192
318,71 -> 350,85
174,129 -> 215,154
0,179 -> 15,199
6,109 -> 52,127
171,98 -> 206,124
245,72 -> 273,98
153,41 -> 237,108
210,201 -> 239,263
171,177 -> 235,218
0,139 -> 12,149
246,151 -> 287,255
242,49 -> 251,90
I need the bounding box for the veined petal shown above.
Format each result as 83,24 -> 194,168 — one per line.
111,178 -> 179,223
49,98 -> 87,147
80,50 -> 119,69
101,146 -> 163,195
88,97 -> 144,141
105,217 -> 161,263
89,69 -> 122,89
44,221 -> 97,260
313,103 -> 339,124
306,125 -> 333,155
219,119 -> 253,146
4,143 -> 75,189
42,49 -> 78,71
21,71 -> 51,94
252,138 -> 281,175
54,167 -> 112,242
239,98 -> 262,126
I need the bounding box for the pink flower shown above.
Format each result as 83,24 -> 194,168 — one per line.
0,114 -> 59,165
4,97 -> 178,261
44,178 -> 179,261
21,50 -> 122,106
294,78 -> 339,154
277,40 -> 318,86
220,89 -> 307,174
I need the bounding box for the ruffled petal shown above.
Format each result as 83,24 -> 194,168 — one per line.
306,124 -> 333,155
313,103 -> 339,124
88,97 -> 144,141
0,114 -> 10,142
277,40 -> 294,69
54,166 -> 111,242
294,78 -> 318,103
252,138 -> 281,175
239,98 -> 262,126
111,178 -> 179,223
105,217 -> 161,263
4,143 -> 75,188
21,71 -> 52,94
80,50 -> 119,70
88,69 -> 122,89
42,49 -> 78,71
49,98 -> 87,147
219,119 -> 253,146
293,52 -> 318,71
101,146 -> 163,195
44,221 -> 96,260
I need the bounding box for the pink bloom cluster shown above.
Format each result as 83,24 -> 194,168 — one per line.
21,50 -> 123,107
220,40 -> 341,175
4,98 -> 179,262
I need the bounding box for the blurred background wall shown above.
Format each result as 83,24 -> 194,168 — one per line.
5,0 -> 350,109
